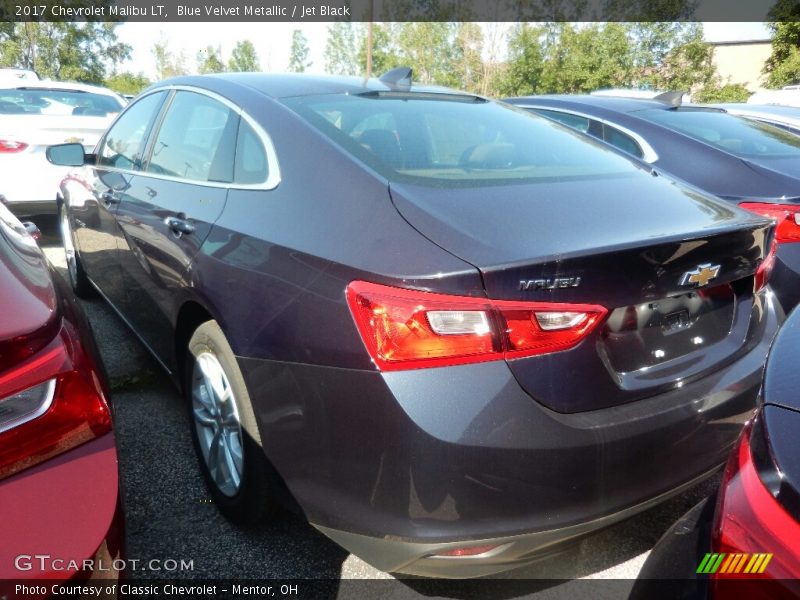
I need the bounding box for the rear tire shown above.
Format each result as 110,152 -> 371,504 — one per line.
59,202 -> 95,298
186,320 -> 274,526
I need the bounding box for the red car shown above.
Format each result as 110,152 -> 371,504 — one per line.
0,204 -> 122,591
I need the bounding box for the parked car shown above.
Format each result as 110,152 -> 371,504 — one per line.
0,80 -> 126,217
706,103 -> 800,134
0,68 -> 39,82
505,95 -> 800,312
630,306 -> 800,600
0,203 -> 122,588
48,71 -> 780,578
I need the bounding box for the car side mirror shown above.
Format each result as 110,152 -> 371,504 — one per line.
46,143 -> 87,167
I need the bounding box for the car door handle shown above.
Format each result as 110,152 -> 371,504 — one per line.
164,216 -> 195,236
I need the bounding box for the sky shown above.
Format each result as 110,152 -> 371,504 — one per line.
116,21 -> 772,79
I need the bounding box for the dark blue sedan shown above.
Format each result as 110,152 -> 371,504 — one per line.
505,95 -> 800,312
46,72 -> 780,578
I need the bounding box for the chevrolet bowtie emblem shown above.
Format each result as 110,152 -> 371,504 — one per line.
680,263 -> 721,287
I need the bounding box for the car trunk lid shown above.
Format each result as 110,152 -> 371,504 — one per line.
389,173 -> 774,412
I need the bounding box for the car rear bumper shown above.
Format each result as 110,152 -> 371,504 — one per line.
0,433 -> 123,582
239,292 -> 781,578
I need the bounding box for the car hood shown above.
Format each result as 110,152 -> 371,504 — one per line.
0,206 -> 57,366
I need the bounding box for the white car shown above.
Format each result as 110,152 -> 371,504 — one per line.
0,80 -> 126,216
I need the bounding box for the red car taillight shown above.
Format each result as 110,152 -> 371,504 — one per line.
740,202 -> 800,244
710,420 -> 800,599
346,281 -> 607,371
0,319 -> 111,480
754,238 -> 777,293
0,140 -> 28,153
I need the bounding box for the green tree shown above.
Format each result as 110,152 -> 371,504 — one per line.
105,71 -> 151,96
153,37 -> 188,79
228,40 -> 260,72
764,0 -> 800,88
325,22 -> 359,76
452,23 -> 484,92
359,23 -> 400,76
396,22 -> 456,86
288,30 -> 311,73
0,22 -> 130,83
197,45 -> 226,74
694,83 -> 752,103
496,23 -> 546,96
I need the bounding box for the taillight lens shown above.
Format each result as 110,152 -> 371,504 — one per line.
0,140 -> 28,153
346,281 -> 607,371
754,238 -> 777,293
710,420 -> 800,598
0,320 -> 111,480
740,202 -> 800,243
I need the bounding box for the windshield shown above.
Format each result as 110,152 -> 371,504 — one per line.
637,108 -> 800,159
282,93 -> 643,186
0,87 -> 123,116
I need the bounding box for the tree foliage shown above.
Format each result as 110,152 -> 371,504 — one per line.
288,30 -> 312,73
105,71 -> 151,96
764,0 -> 800,89
693,83 -> 752,103
197,45 -> 226,74
325,22 -> 359,76
0,22 -> 130,83
228,40 -> 260,72
153,37 -> 189,79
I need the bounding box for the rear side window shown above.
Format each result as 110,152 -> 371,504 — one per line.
147,91 -> 238,183
638,108 -> 800,159
234,120 -> 268,185
97,91 -> 166,170
532,108 -> 591,133
602,125 -> 644,159
283,94 -> 640,186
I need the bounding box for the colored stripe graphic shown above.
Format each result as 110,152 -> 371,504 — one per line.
697,553 -> 773,575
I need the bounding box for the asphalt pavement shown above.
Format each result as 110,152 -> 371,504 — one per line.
34,215 -> 719,598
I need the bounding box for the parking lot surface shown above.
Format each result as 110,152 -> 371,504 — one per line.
36,217 -> 718,597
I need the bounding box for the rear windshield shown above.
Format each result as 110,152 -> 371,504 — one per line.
282,93 -> 642,186
0,88 -> 123,116
637,108 -> 800,159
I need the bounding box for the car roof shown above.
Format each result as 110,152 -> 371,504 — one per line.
506,94 -> 673,114
0,79 -> 122,97
151,72 -> 480,100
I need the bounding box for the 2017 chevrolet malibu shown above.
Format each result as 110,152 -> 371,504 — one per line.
48,71 -> 780,577
0,203 -> 122,589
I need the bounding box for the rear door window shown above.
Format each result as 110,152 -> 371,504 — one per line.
146,91 -> 239,183
234,120 -> 268,185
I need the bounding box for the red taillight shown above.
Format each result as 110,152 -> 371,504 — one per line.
434,544 -> 500,557
346,281 -> 607,371
0,320 -> 111,480
740,202 -> 800,244
0,140 -> 28,153
754,238 -> 777,293
710,421 -> 800,598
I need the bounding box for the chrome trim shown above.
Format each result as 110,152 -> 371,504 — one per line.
0,379 -> 56,434
95,85 -> 281,191
517,103 -> 660,163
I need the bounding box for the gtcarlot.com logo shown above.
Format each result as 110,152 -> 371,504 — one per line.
14,554 -> 194,573
697,553 -> 773,575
